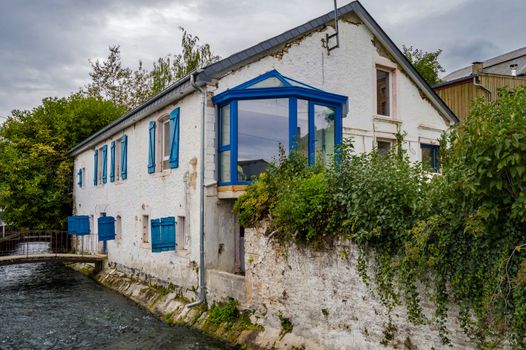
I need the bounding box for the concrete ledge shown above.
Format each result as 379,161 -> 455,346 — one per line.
207,269 -> 246,304
0,253 -> 107,266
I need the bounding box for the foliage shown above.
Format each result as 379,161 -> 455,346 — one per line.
83,28 -> 220,109
403,45 -> 445,86
235,86 -> 526,348
209,298 -> 240,325
0,95 -> 125,229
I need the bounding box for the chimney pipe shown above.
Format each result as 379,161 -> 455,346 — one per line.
472,61 -> 483,75
510,64 -> 518,77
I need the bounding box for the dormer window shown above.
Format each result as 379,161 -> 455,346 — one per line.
213,70 -> 348,185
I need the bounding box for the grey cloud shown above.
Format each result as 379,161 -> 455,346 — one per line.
0,0 -> 525,118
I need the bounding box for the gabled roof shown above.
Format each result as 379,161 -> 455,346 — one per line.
443,46 -> 526,82
69,0 -> 457,157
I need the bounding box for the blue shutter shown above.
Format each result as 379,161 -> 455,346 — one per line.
68,215 -> 90,235
98,216 -> 115,241
110,141 -> 115,182
160,217 -> 176,252
151,219 -> 161,252
77,168 -> 83,188
77,215 -> 90,235
148,121 -> 156,173
93,150 -> 98,186
168,108 -> 180,169
67,216 -> 77,235
102,144 -> 108,184
121,135 -> 128,180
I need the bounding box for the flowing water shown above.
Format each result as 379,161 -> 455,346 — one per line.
0,249 -> 235,349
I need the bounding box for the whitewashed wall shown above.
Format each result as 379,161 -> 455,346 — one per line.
73,92 -> 203,289
73,14 -> 451,293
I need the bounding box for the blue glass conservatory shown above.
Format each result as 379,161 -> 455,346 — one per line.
212,70 -> 348,186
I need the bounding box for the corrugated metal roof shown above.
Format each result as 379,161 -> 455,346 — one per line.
69,0 -> 458,156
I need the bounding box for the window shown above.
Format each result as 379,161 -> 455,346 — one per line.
111,139 -> 121,182
237,99 -> 289,182
116,215 -> 122,241
161,118 -> 170,169
314,105 -> 336,164
376,69 -> 391,116
151,217 -> 176,252
142,215 -> 149,243
97,146 -> 104,184
77,168 -> 83,188
213,70 -> 348,185
377,139 -> 393,156
120,135 -> 128,180
421,144 -> 440,172
176,216 -> 186,250
148,108 -> 180,173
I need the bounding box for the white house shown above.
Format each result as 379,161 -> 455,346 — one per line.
68,1 -> 457,304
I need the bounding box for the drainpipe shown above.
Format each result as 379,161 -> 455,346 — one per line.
187,71 -> 207,308
471,61 -> 492,101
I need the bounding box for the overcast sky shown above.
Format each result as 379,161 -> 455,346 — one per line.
0,0 -> 524,118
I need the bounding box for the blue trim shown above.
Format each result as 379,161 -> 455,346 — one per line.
121,135 -> 128,180
77,168 -> 83,188
102,144 -> 108,184
148,121 -> 156,173
168,107 -> 180,169
231,100 -> 238,184
233,70 -> 292,90
110,141 -> 115,182
212,86 -> 348,110
215,71 -> 348,185
289,98 -> 297,150
93,150 -> 98,186
308,101 -> 315,165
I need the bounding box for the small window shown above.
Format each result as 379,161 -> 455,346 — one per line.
377,139 -> 392,157
376,69 -> 391,116
116,215 -> 122,240
176,216 -> 186,250
421,144 -> 440,173
115,139 -> 121,181
162,119 -> 170,168
142,215 -> 149,243
97,146 -> 104,184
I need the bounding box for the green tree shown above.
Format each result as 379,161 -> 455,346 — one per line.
0,95 -> 126,229
84,27 -> 220,108
403,45 -> 445,86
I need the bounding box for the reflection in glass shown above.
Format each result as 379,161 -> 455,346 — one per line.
237,99 -> 289,181
221,104 -> 230,146
247,77 -> 285,89
314,105 -> 336,164
376,69 -> 390,116
220,151 -> 231,183
297,99 -> 309,159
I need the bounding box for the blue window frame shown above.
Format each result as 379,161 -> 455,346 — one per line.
421,144 -> 440,173
213,70 -> 348,186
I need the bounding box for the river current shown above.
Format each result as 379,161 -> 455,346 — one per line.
0,261 -> 235,349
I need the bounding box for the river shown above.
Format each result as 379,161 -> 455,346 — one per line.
0,260 -> 236,349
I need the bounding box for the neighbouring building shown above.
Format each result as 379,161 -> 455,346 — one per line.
434,46 -> 526,120
68,1 -> 457,304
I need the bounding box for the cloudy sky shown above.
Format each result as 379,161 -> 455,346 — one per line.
0,0 -> 524,118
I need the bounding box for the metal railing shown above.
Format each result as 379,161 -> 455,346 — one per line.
0,231 -> 102,257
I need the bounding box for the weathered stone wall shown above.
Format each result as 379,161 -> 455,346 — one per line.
242,227 -> 475,350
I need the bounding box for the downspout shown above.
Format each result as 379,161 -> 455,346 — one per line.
187,70 -> 206,308
473,75 -> 492,101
